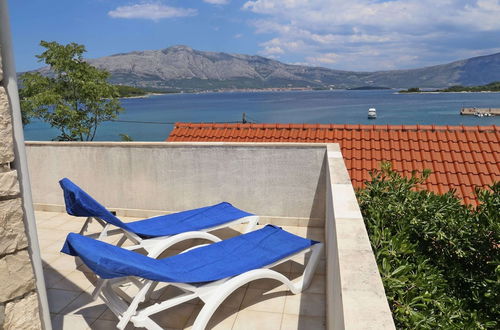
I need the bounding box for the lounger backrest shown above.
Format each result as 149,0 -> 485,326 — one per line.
59,178 -> 127,229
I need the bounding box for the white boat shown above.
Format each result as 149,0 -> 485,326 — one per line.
368,108 -> 377,119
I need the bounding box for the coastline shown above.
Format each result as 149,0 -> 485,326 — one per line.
396,90 -> 500,95
119,92 -> 166,99
191,87 -> 319,94
121,88 -> 500,98
121,87 -> 397,97
118,88 -> 323,98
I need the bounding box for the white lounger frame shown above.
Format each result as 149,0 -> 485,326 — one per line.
81,215 -> 259,300
96,241 -> 324,330
79,214 -> 260,255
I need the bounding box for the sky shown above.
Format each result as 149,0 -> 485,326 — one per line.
9,0 -> 500,72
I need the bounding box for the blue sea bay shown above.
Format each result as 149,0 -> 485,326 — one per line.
24,89 -> 500,141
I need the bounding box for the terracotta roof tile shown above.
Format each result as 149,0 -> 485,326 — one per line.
413,160 -> 425,172
456,131 -> 469,143
352,149 -> 363,160
461,150 -> 475,163
468,173 -> 483,187
401,139 -> 411,150
381,149 -> 392,161
476,163 -> 489,175
442,151 -> 454,163
493,148 -> 500,162
167,123 -> 499,205
434,162 -> 446,173
352,139 -> 361,150
486,162 -> 498,176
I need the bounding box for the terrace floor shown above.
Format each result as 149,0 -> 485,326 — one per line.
35,211 -> 326,330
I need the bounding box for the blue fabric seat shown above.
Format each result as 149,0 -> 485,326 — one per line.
62,225 -> 318,283
59,178 -> 254,238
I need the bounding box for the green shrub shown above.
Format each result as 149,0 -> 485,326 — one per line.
357,163 -> 499,329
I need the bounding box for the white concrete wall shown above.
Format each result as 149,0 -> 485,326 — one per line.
26,142 -> 326,223
325,145 -> 395,329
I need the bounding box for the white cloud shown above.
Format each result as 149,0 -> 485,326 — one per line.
234,33 -> 244,39
259,38 -> 305,57
306,53 -> 339,65
108,3 -> 197,21
242,0 -> 500,70
262,46 -> 284,56
203,0 -> 230,4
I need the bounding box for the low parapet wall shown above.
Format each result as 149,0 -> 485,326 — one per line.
325,145 -> 395,329
25,142 -> 327,224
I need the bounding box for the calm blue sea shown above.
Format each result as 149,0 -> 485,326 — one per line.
24,89 -> 500,141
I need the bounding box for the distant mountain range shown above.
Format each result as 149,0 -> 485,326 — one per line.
36,45 -> 500,90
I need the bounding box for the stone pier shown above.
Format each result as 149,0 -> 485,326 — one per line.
460,107 -> 500,115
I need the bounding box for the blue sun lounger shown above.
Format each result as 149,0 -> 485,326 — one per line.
62,225 -> 323,330
59,178 -> 259,258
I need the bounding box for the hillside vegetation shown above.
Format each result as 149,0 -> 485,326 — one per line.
115,85 -> 148,97
32,46 -> 500,90
115,85 -> 173,97
440,81 -> 500,92
399,81 -> 500,93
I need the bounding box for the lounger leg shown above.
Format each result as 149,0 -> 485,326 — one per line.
243,216 -> 260,233
98,224 -> 111,239
130,290 -> 199,329
144,281 -> 159,301
79,217 -> 93,235
115,235 -> 128,247
91,279 -> 107,300
94,217 -> 108,232
132,317 -> 163,330
193,269 -> 295,330
291,243 -> 324,292
80,217 -> 108,236
192,243 -> 324,330
116,280 -> 154,329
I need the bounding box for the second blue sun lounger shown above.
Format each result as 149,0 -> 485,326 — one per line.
62,225 -> 323,330
59,178 -> 259,258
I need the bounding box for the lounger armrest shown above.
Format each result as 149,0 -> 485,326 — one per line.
123,231 -> 223,258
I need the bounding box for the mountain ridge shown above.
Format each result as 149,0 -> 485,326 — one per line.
35,45 -> 500,90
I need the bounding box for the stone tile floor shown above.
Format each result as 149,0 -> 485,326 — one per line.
35,211 -> 326,329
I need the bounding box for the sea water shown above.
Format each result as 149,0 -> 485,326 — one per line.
24,89 -> 500,141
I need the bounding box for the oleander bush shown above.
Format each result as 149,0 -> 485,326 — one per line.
357,163 -> 499,329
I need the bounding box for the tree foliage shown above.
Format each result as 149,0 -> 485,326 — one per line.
357,163 -> 499,329
19,41 -> 122,141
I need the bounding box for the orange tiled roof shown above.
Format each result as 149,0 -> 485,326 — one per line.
167,123 -> 500,205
